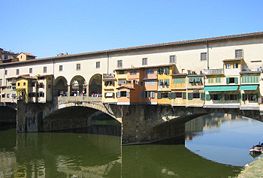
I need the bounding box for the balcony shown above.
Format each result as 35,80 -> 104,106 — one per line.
103,74 -> 115,80
202,69 -> 224,75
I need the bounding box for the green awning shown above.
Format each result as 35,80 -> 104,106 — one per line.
240,85 -> 258,91
204,85 -> 238,92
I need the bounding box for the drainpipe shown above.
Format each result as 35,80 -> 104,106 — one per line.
206,41 -> 210,69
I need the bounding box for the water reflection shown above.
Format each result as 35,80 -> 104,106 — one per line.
0,129 -> 241,178
185,113 -> 263,166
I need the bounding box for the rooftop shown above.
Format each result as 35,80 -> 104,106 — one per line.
1,31 -> 263,67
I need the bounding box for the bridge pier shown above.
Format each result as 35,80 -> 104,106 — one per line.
119,105 -> 208,144
16,101 -> 54,132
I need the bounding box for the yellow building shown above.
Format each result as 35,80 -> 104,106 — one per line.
16,75 -> 53,103
17,52 -> 36,62
186,75 -> 205,107
16,76 -> 37,103
157,64 -> 176,105
170,74 -> 187,106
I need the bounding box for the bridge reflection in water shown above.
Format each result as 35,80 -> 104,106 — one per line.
0,129 -> 241,178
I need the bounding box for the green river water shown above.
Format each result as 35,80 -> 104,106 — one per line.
1,114 -> 263,178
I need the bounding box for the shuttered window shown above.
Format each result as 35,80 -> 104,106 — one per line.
241,75 -> 259,83
173,78 -> 185,84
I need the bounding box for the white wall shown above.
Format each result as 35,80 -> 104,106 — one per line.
0,37 -> 263,88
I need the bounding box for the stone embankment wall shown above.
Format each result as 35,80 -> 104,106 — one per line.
238,157 -> 263,178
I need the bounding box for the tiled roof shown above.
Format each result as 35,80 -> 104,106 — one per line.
1,31 -> 263,67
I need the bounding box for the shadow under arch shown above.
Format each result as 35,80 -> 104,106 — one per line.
42,106 -> 121,136
0,106 -> 16,130
89,74 -> 102,96
54,76 -> 68,96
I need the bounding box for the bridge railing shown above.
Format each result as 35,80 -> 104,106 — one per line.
57,96 -> 102,104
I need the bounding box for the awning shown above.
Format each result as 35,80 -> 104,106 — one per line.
240,85 -> 258,91
204,85 -> 238,92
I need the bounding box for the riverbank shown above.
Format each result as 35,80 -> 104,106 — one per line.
237,156 -> 263,178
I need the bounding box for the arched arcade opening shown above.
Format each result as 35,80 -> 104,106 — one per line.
89,74 -> 102,96
70,75 -> 86,96
54,76 -> 68,96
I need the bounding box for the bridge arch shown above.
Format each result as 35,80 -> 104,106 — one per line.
70,75 -> 86,96
43,105 -> 121,135
89,74 -> 102,96
54,76 -> 68,96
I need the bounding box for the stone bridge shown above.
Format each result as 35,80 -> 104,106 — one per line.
13,97 -> 263,144
56,96 -> 121,122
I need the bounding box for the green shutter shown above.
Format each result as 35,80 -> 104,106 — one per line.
172,92 -> 176,99
157,92 -> 161,99
205,94 -> 211,101
234,78 -> 238,84
188,93 -> 193,100
168,92 -> 172,99
226,78 -> 230,84
182,92 -> 186,99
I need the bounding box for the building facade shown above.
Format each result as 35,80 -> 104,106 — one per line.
0,32 -> 262,111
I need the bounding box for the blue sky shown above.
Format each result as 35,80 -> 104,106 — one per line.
1,0 -> 263,57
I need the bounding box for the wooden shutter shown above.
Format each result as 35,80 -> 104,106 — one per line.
188,93 -> 193,100
226,78 -> 230,84
182,92 -> 186,99
234,78 -> 238,84
157,92 -> 161,99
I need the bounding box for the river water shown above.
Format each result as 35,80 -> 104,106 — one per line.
0,114 -> 262,178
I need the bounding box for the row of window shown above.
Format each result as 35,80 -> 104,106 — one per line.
1,93 -> 16,99
105,91 -> 203,100
116,56 -> 176,68
201,49 -> 243,61
3,62 -> 102,75
2,49 -> 245,75
207,93 -> 258,102
28,92 -> 45,97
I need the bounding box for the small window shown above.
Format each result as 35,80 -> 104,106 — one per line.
76,63 -> 81,70
18,82 -> 20,86
235,49 -> 243,58
225,64 -> 231,69
29,68 -> 33,74
175,92 -> 183,98
5,70 -> 7,75
117,60 -> 123,68
16,69 -> 19,75
23,82 -> 26,86
39,83 -> 44,88
142,58 -> 147,65
200,52 -> 207,61
169,55 -> 176,63
120,91 -> 127,97
193,93 -> 200,98
43,66 -> 47,73
146,69 -> 154,74
59,65 -> 63,71
96,61 -> 100,69
130,70 -> 137,75
233,63 -> 238,69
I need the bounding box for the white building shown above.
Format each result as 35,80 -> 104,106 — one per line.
0,32 -> 263,104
